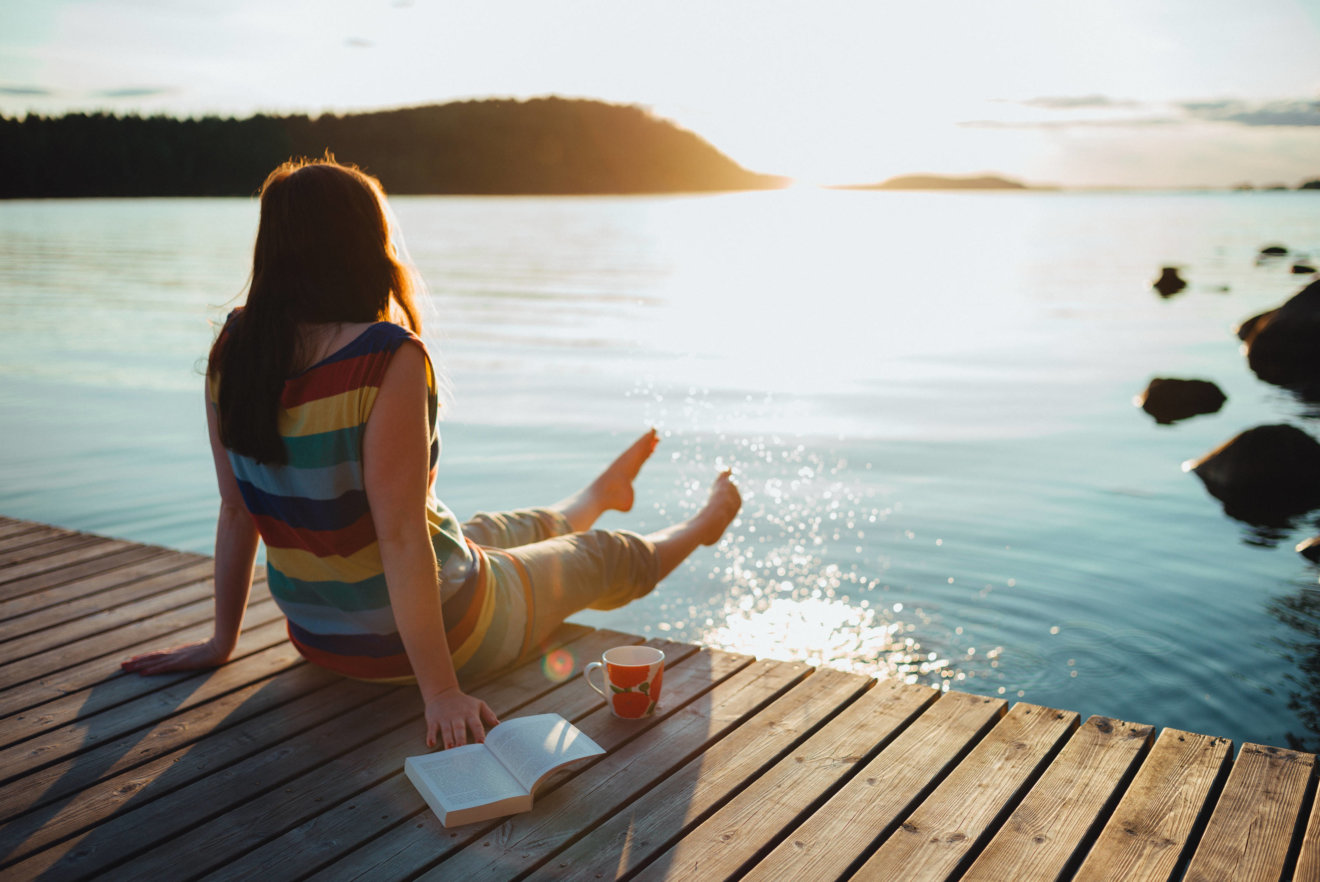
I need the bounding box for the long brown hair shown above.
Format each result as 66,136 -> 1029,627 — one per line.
209,156 -> 423,464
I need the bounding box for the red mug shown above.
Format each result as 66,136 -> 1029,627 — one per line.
584,645 -> 664,719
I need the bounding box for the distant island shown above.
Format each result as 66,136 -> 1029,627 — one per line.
1233,180 -> 1320,192
837,174 -> 1034,191
0,97 -> 786,198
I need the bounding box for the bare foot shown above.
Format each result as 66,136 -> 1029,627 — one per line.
647,469 -> 743,580
589,428 -> 660,514
694,469 -> 741,545
557,429 -> 660,531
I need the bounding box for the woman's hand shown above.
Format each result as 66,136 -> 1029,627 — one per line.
121,638 -> 232,675
424,687 -> 500,749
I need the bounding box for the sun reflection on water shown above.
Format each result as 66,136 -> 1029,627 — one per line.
627,406 -> 990,690
700,595 -> 958,687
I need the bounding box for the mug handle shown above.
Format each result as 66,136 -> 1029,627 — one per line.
584,662 -> 608,698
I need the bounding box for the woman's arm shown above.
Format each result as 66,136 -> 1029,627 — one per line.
364,342 -> 498,749
122,390 -> 259,674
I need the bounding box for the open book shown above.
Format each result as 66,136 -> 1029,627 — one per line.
404,713 -> 605,828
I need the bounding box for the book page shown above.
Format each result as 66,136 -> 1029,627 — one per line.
486,713 -> 605,793
407,744 -> 527,810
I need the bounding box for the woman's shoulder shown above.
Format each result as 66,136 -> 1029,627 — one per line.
358,320 -> 428,355
343,323 -> 433,389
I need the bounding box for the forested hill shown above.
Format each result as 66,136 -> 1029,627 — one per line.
0,97 -> 785,198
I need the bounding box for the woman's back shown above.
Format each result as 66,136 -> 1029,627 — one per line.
212,315 -> 471,679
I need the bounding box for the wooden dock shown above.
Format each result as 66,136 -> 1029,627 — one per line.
1,515 -> 1318,881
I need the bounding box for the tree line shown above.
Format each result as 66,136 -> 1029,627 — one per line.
0,97 -> 784,199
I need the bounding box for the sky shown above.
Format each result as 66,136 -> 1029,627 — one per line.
2,0 -> 1319,188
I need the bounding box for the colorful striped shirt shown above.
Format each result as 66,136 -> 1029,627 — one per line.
212,314 -> 493,680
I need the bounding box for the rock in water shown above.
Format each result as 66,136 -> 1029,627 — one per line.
1189,424 -> 1320,524
1236,280 -> 1320,394
1137,378 -> 1226,424
1153,266 -> 1187,298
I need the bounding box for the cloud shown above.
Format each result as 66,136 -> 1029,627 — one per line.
960,117 -> 1176,130
1016,95 -> 1144,110
965,93 -> 1165,129
962,96 -> 1320,130
0,86 -> 55,97
1181,99 -> 1320,127
91,87 -> 174,99
345,37 -> 374,48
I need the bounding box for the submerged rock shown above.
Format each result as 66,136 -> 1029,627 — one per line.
1237,280 -> 1320,393
1189,424 -> 1320,525
1137,378 -> 1226,424
1153,266 -> 1187,298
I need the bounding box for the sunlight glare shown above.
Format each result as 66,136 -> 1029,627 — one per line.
702,595 -> 952,685
639,189 -> 1038,402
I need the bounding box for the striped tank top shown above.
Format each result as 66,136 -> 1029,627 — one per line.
211,314 -> 489,680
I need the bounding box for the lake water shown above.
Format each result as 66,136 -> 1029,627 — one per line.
3,189 -> 1320,749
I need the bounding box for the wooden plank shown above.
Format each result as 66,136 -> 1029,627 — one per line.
0,545 -> 208,606
0,654 -> 340,823
0,677 -> 396,877
28,632 -> 673,881
0,561 -> 216,665
198,628 -> 659,882
0,594 -> 212,690
1294,767 -> 1320,881
0,539 -> 189,600
962,715 -> 1154,882
631,679 -> 938,882
741,689 -> 1006,882
0,522 -> 52,543
0,546 -> 186,623
0,616 -> 294,750
0,556 -> 218,645
1182,743 -> 1315,882
852,702 -> 1078,881
0,530 -> 88,564
546,667 -> 875,881
0,518 -> 68,533
414,656 -> 811,882
0,533 -> 109,573
0,622 -> 305,783
1073,727 -> 1232,882
0,589 -> 279,718
0,533 -> 124,569
0,575 -> 273,694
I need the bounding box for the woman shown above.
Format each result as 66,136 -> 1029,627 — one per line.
121,158 -> 740,751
